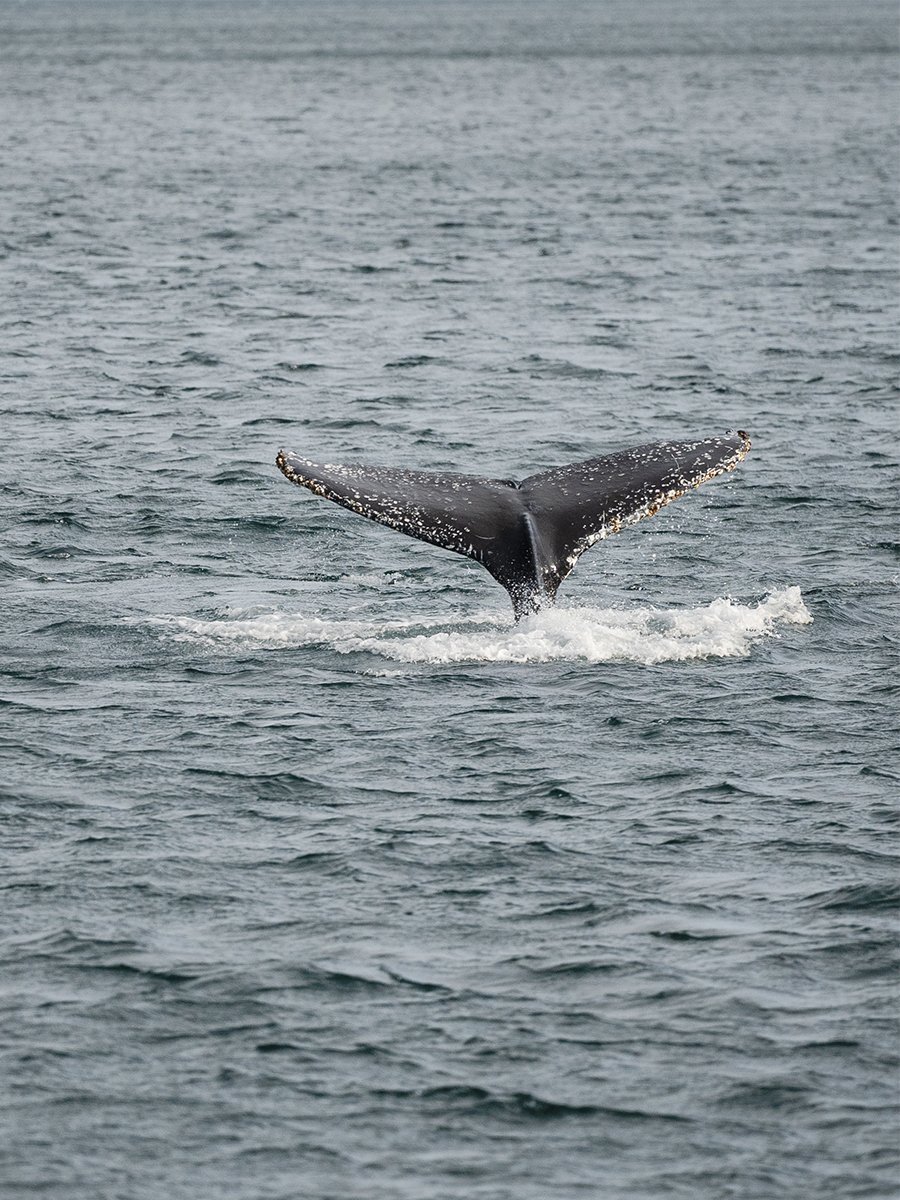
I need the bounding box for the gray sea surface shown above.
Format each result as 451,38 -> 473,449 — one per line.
2,2 -> 899,1197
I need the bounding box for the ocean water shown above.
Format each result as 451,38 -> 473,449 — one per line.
2,2 -> 898,1197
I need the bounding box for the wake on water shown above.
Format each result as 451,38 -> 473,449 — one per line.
143,587 -> 811,666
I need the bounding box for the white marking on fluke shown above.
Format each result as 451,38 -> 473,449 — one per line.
275,431 -> 751,619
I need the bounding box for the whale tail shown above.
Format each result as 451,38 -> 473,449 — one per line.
276,431 -> 751,618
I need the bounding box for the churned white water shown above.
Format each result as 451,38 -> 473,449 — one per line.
146,587 -> 812,664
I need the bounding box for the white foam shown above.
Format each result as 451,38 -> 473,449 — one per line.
142,587 -> 811,666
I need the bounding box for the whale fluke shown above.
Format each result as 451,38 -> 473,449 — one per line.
276,431 -> 751,618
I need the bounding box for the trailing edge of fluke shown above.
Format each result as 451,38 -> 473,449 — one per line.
276,431 -> 751,619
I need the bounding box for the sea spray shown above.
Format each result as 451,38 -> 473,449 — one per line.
143,587 -> 811,665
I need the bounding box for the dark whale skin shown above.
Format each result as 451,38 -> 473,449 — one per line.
276,432 -> 751,618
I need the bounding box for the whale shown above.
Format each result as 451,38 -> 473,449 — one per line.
276,431 -> 751,619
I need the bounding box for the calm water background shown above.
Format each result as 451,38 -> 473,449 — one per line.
1,2 -> 898,1197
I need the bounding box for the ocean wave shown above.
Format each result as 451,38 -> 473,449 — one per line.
142,587 -> 811,665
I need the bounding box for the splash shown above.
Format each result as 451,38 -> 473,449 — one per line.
144,587 -> 811,666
